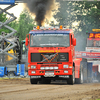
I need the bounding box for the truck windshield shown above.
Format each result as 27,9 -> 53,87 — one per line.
30,34 -> 70,47
87,38 -> 100,47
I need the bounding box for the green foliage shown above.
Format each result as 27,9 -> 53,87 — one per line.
53,1 -> 75,28
53,1 -> 100,50
0,9 -> 35,42
54,1 -> 100,31
15,9 -> 35,42
74,1 -> 100,31
0,13 -> 10,34
0,13 -> 6,22
1,2 -> 100,50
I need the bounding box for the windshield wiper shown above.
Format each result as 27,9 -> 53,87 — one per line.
57,45 -> 68,47
40,44 -> 56,47
31,45 -> 38,47
31,44 -> 68,47
43,45 -> 54,47
31,45 -> 49,47
41,52 -> 58,62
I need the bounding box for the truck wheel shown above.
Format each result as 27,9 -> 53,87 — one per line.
97,73 -> 100,82
30,77 -> 37,84
81,59 -> 88,83
45,79 -> 51,84
40,79 -> 51,84
75,64 -> 83,84
67,67 -> 75,85
8,72 -> 15,78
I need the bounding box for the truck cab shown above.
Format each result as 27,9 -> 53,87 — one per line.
25,26 -> 77,84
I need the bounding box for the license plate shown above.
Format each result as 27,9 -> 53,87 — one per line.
44,71 -> 54,77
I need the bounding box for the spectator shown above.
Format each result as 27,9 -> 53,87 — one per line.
93,40 -> 96,47
93,40 -> 99,47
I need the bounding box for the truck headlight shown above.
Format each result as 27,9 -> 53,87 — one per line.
45,67 -> 49,70
63,65 -> 68,68
31,65 -> 36,69
31,71 -> 35,74
64,71 -> 68,73
49,67 -> 54,70
54,67 -> 58,69
41,67 -> 44,70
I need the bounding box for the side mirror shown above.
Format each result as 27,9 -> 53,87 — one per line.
25,37 -> 28,46
72,38 -> 76,46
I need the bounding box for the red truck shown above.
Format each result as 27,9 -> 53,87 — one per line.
75,29 -> 100,82
25,26 -> 83,85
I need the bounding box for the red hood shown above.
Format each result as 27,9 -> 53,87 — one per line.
28,47 -> 71,53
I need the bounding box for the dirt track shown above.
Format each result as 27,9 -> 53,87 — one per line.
0,78 -> 100,100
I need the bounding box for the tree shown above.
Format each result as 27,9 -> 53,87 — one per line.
15,9 -> 35,42
74,1 -> 100,31
74,1 -> 100,50
0,13 -> 10,34
0,9 -> 35,42
53,1 -> 76,28
54,1 -> 100,30
53,1 -> 100,50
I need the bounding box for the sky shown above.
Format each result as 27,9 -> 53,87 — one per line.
0,1 -> 77,26
0,3 -> 24,19
0,2 -> 57,26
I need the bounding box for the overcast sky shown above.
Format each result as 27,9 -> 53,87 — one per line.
0,3 -> 24,19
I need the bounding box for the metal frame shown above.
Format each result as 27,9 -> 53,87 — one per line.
0,0 -> 25,4
0,0 -> 15,4
0,4 -> 18,66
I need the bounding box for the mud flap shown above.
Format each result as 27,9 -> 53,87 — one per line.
81,59 -> 88,83
87,62 -> 93,83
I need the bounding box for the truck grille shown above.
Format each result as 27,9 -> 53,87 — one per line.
31,53 -> 69,62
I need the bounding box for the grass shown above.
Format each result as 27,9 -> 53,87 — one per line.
0,77 -> 26,80
0,77 -> 9,80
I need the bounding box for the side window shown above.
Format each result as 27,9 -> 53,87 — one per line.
31,35 -> 34,46
71,35 -> 73,45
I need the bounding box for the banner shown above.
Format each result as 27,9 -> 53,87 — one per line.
86,47 -> 100,52
75,51 -> 100,59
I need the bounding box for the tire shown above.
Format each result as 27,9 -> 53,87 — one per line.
30,77 -> 37,84
75,64 -> 83,84
40,79 -> 51,84
8,72 -> 15,78
67,67 -> 75,85
97,72 -> 100,82
81,59 -> 88,83
45,79 -> 51,84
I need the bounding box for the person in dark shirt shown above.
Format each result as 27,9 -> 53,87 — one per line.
93,40 -> 99,47
93,40 -> 96,47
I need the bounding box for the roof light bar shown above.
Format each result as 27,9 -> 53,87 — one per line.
40,27 -> 44,30
37,26 -> 40,30
33,25 -> 69,30
33,26 -> 36,30
63,26 -> 67,29
60,25 -> 63,30
45,27 -> 50,30
50,27 -> 54,30
55,26 -> 59,30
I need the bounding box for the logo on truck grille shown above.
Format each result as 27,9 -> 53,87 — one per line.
31,53 -> 69,62
41,53 -> 58,62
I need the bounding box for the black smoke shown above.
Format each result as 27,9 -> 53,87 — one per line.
24,0 -> 55,26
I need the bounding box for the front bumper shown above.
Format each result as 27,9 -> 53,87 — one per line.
28,69 -> 72,76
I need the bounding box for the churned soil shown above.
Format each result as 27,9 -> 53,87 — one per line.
0,78 -> 100,100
